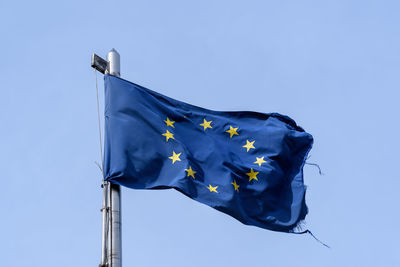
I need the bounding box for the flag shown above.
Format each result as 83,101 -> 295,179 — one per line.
103,75 -> 313,233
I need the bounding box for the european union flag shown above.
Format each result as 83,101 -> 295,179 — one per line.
104,75 -> 313,233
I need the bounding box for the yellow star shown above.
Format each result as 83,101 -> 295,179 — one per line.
231,180 -> 239,192
185,166 -> 196,179
200,118 -> 212,131
207,184 -> 218,193
225,126 -> 239,138
162,130 -> 174,142
243,140 -> 255,152
246,168 -> 259,182
168,151 -> 181,164
254,156 -> 267,167
164,117 -> 175,128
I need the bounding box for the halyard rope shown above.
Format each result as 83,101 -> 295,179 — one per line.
95,69 -> 104,175
94,69 -> 110,266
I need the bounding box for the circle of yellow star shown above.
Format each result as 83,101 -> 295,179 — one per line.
164,117 -> 175,128
207,184 -> 218,193
243,140 -> 255,152
246,168 -> 259,182
168,151 -> 181,164
254,156 -> 267,167
225,126 -> 239,138
200,118 -> 212,131
231,180 -> 239,192
185,166 -> 196,179
162,130 -> 174,142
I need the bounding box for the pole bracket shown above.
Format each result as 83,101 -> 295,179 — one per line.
91,53 -> 108,74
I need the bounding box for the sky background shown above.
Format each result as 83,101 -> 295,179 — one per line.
1,1 -> 399,266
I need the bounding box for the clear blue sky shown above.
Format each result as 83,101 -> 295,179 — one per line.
1,1 -> 399,266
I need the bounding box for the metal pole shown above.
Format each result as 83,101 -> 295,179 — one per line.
109,184 -> 121,267
100,182 -> 109,267
106,48 -> 122,267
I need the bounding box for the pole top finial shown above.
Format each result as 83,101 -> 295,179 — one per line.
106,48 -> 120,77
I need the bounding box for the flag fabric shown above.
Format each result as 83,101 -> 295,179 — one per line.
103,75 -> 313,233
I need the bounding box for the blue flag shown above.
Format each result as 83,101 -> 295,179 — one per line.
104,75 -> 313,233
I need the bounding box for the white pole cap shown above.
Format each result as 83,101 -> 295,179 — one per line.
106,48 -> 120,77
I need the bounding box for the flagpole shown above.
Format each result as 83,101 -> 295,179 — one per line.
100,181 -> 108,266
106,48 -> 122,267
